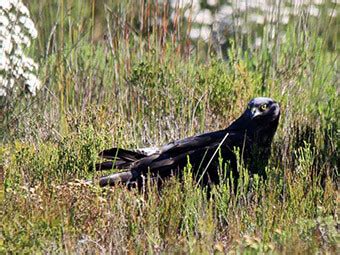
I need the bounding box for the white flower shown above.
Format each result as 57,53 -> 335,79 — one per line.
249,14 -> 265,25
234,1 -> 247,12
328,9 -> 337,18
25,73 -> 41,95
200,26 -> 211,40
194,9 -> 213,25
255,37 -> 262,48
281,15 -> 290,24
13,66 -> 24,78
0,26 -> 10,37
0,15 -> 9,27
309,5 -> 319,16
23,18 -> 34,30
19,15 -> 26,24
17,2 -> 29,16
22,57 -> 37,71
0,75 -> 7,85
1,37 -> 13,53
189,28 -> 200,39
8,78 -> 14,88
170,0 -> 200,13
23,18 -> 37,38
14,25 -> 21,34
217,5 -> 233,16
9,0 -> 20,6
29,26 -> 37,38
10,54 -> 20,65
14,47 -> 26,56
207,0 -> 218,6
0,87 -> 6,96
0,1 -> 11,11
21,35 -> 30,46
12,34 -> 21,44
0,55 -> 10,71
8,13 -> 16,22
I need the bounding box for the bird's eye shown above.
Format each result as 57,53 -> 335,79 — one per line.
260,104 -> 268,111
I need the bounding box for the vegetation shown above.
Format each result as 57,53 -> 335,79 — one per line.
1,0 -> 338,253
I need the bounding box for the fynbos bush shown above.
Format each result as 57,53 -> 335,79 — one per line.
0,0 -> 40,97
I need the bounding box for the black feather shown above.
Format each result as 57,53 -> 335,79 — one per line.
99,148 -> 147,160
92,97 -> 280,188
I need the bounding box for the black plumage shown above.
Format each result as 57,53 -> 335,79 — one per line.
93,97 -> 280,188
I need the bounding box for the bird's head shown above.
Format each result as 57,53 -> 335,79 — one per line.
244,97 -> 280,144
227,97 -> 280,137
246,97 -> 280,122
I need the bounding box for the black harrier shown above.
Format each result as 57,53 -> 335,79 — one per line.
93,97 -> 280,187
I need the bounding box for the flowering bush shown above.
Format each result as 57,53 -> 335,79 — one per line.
0,0 -> 40,97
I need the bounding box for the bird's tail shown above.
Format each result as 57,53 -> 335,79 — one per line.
93,148 -> 146,171
98,170 -> 135,187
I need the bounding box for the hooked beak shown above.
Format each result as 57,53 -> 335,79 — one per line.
250,108 -> 261,120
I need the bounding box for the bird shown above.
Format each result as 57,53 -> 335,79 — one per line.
92,97 -> 280,188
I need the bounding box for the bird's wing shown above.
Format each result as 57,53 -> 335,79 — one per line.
99,148 -> 148,160
159,129 -> 229,156
127,129 -> 243,183
95,148 -> 148,171
130,129 -> 238,175
95,130 -> 243,186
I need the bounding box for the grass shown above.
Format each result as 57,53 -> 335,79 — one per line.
1,0 -> 339,253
